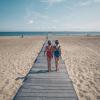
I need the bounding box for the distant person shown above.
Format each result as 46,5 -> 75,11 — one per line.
21,34 -> 24,38
53,40 -> 61,71
44,40 -> 53,72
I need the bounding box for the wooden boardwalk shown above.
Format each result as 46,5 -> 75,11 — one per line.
13,40 -> 78,100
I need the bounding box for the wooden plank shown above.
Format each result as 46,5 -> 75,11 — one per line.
36,59 -> 64,63
23,83 -> 73,87
32,66 -> 66,70
21,85 -> 74,90
27,75 -> 69,79
17,92 -> 77,97
29,69 -> 67,73
14,97 -> 78,100
33,63 -> 66,67
27,73 -> 69,77
25,79 -> 72,84
24,80 -> 72,84
20,88 -> 75,93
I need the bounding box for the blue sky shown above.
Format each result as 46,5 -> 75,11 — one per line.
0,0 -> 100,31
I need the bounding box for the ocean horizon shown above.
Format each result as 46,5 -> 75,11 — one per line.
0,31 -> 100,36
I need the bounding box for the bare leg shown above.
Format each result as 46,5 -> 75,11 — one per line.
47,57 -> 51,72
55,57 -> 59,71
55,58 -> 57,71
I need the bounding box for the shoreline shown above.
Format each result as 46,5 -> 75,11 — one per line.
0,31 -> 100,37
0,35 -> 46,38
0,34 -> 100,38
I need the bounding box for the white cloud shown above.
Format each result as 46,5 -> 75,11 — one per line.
24,10 -> 60,27
29,20 -> 34,24
41,0 -> 65,6
93,0 -> 100,3
24,9 -> 50,24
25,12 -> 63,31
79,0 -> 100,7
79,1 -> 91,6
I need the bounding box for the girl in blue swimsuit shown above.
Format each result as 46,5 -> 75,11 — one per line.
54,40 -> 61,71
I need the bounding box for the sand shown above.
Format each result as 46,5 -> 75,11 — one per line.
0,36 -> 45,100
0,35 -> 100,100
58,36 -> 100,100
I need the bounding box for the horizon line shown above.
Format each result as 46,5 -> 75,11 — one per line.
0,31 -> 100,32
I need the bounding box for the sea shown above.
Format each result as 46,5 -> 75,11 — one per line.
0,32 -> 100,36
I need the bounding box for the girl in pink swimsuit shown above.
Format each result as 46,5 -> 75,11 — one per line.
44,40 -> 53,72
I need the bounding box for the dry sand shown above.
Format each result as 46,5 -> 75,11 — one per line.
0,35 -> 100,100
0,36 -> 45,100
58,36 -> 100,100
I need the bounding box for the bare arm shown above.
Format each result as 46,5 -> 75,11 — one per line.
44,46 -> 47,56
59,46 -> 61,57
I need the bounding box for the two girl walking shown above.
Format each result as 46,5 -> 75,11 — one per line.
44,40 -> 61,72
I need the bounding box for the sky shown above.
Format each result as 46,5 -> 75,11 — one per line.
0,0 -> 100,31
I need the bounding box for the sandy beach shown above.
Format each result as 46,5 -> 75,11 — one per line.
58,36 -> 100,100
0,35 -> 100,100
0,36 -> 45,100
